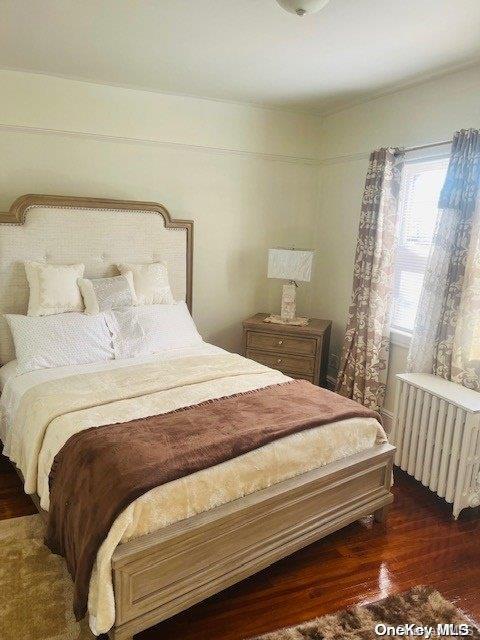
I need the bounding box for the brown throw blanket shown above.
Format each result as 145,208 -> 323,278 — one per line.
45,380 -> 380,620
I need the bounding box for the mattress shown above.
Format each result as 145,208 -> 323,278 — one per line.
0,345 -> 386,635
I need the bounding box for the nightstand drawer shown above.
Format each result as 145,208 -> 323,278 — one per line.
246,349 -> 315,375
246,331 -> 316,356
243,314 -> 332,387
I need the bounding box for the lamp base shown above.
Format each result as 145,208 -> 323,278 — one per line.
264,315 -> 309,326
265,282 -> 309,325
264,282 -> 309,325
280,282 -> 296,320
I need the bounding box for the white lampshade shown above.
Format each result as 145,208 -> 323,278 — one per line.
267,248 -> 313,282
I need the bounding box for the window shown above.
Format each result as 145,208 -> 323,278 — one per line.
392,154 -> 450,335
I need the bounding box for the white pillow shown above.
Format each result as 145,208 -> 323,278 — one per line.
116,262 -> 174,305
109,302 -> 202,358
78,272 -> 137,314
5,313 -> 114,375
105,307 -> 146,360
137,302 -> 202,353
25,261 -> 85,316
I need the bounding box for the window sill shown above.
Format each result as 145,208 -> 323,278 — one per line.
390,328 -> 412,349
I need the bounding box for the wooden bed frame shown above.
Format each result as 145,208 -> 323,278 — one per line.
110,443 -> 394,640
1,195 -> 395,640
24,442 -> 393,640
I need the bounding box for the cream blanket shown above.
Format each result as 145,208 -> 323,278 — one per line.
6,352 -> 385,635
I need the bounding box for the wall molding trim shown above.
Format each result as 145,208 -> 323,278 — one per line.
319,138 -> 455,167
0,66 -> 321,118
0,123 -> 321,166
320,150 -> 370,166
4,55 -> 479,120
319,56 -> 480,119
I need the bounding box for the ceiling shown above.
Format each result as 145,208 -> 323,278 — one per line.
1,0 -> 480,114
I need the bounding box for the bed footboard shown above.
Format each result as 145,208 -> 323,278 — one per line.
109,443 -> 394,640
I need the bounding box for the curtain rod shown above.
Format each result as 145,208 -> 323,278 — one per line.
395,139 -> 452,155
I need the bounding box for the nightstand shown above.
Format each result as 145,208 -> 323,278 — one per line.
242,313 -> 332,387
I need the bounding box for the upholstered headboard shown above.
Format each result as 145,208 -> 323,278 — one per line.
0,194 -> 193,364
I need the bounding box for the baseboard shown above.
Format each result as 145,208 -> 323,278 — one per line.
326,375 -> 336,391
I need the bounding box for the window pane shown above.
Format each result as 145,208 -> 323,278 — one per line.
392,157 -> 449,334
393,269 -> 425,333
403,171 -> 442,256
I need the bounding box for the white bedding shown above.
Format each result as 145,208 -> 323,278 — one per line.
0,359 -> 15,391
0,345 -> 385,636
0,343 -> 224,444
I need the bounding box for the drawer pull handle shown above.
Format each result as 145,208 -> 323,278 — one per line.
277,358 -> 282,363
278,340 -> 283,345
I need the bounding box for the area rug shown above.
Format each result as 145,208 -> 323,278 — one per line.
250,586 -> 480,639
0,514 -> 94,640
1,516 -> 479,640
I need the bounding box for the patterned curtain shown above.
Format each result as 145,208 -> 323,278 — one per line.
336,148 -> 404,411
408,129 -> 480,391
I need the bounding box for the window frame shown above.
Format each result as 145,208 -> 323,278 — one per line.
390,144 -> 451,346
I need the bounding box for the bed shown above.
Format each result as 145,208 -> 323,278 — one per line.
0,194 -> 394,640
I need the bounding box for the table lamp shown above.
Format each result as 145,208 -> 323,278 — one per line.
265,248 -> 314,325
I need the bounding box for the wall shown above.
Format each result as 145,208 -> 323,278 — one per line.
3,66 -> 480,407
0,71 -> 322,352
313,64 -> 480,415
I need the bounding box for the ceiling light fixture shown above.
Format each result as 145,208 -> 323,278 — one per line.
276,0 -> 330,16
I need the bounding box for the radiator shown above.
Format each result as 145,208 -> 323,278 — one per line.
391,373 -> 480,519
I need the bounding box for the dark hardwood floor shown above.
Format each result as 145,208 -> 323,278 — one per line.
1,453 -> 479,639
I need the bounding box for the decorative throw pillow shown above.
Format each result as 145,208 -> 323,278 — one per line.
24,262 -> 85,317
5,312 -> 115,375
78,272 -> 137,315
116,262 -> 174,305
